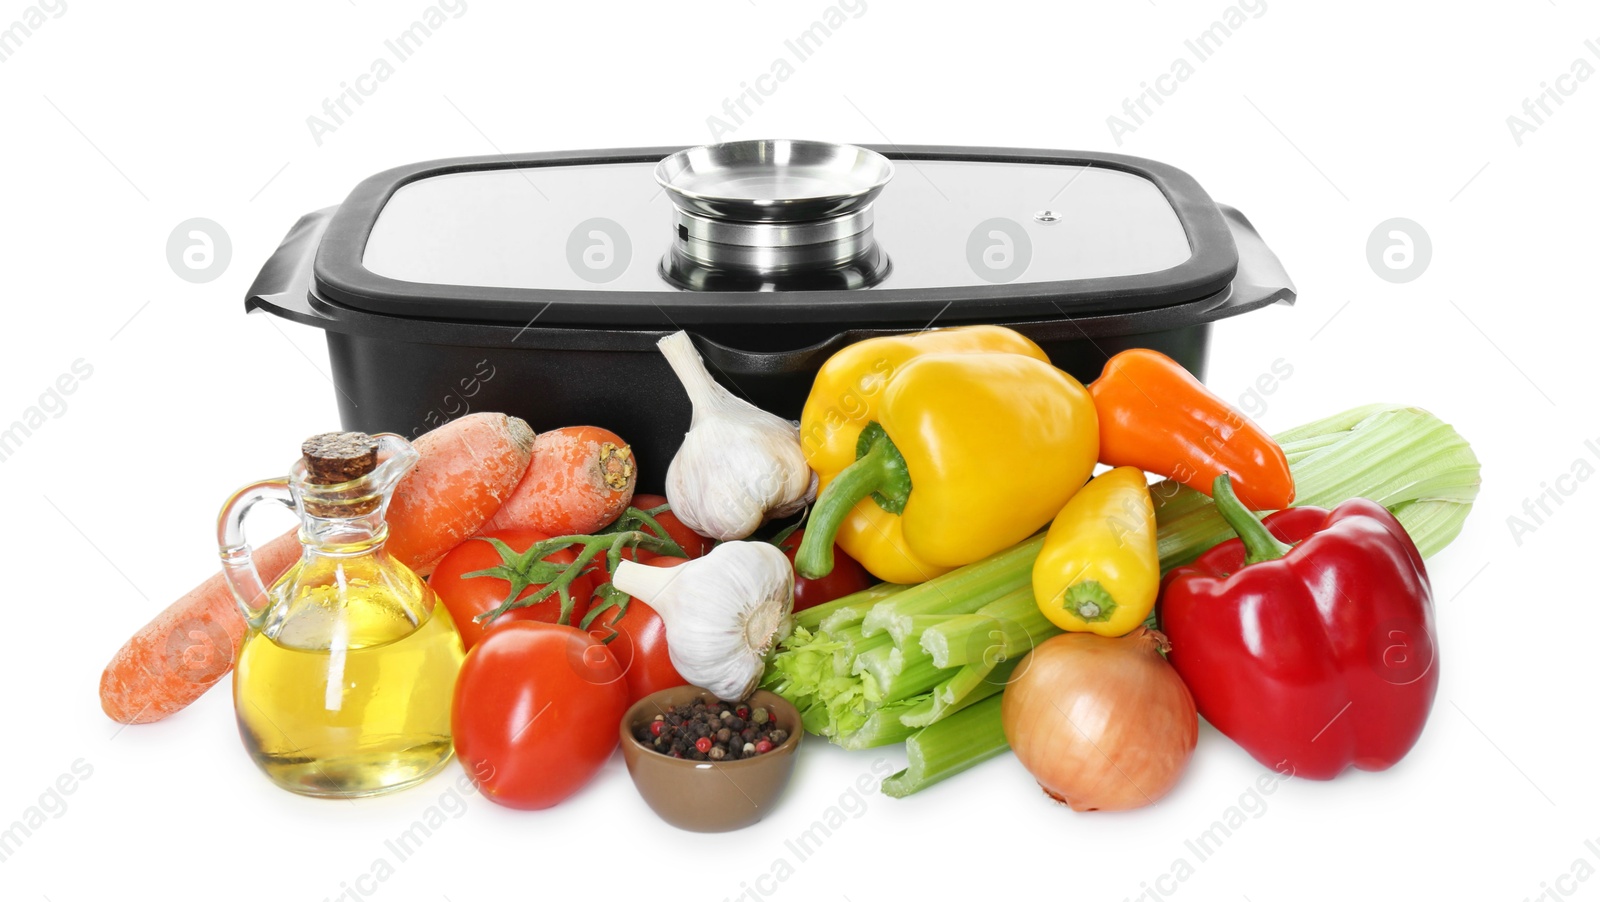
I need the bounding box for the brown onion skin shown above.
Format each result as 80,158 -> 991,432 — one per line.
1001,627 -> 1198,811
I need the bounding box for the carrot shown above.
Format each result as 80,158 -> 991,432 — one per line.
388,413 -> 538,575
99,413 -> 536,725
483,426 -> 638,537
97,531 -> 301,724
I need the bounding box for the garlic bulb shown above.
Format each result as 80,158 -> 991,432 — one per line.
659,331 -> 816,541
611,541 -> 795,701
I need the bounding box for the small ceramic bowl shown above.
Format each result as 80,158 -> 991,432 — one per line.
619,686 -> 803,832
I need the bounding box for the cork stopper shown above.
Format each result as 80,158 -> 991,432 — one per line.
302,432 -> 379,484
300,432 -> 380,517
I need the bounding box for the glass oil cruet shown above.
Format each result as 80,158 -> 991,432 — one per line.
217,431 -> 465,798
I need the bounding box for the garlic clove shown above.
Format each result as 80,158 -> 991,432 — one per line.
658,331 -> 814,541
612,540 -> 795,702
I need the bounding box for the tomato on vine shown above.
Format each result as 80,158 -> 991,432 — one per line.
431,528 -> 599,649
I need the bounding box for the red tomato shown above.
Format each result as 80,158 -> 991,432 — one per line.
431,528 -> 599,648
777,528 -> 876,614
630,494 -> 715,559
452,622 -> 627,810
587,556 -> 688,705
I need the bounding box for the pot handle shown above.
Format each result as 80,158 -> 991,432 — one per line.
1211,203 -> 1297,314
244,206 -> 339,324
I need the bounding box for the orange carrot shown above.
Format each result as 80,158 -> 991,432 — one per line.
388,413 -> 537,575
97,531 -> 301,724
483,426 -> 638,537
99,413 -> 536,725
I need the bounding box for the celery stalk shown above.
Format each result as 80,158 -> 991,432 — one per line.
921,586 -> 1050,669
794,581 -> 910,632
819,624 -> 890,676
948,666 -> 1012,714
865,646 -> 947,705
881,590 -> 1015,647
899,658 -> 1020,728
852,643 -> 907,688
881,695 -> 1009,798
802,638 -> 943,737
860,536 -> 1044,637
836,700 -> 924,750
901,615 -> 961,644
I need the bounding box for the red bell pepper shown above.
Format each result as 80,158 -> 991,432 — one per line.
1158,475 -> 1439,780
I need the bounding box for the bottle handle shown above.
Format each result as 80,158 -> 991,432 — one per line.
217,478 -> 297,628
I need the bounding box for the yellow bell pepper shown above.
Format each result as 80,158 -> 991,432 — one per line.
1032,466 -> 1160,637
794,325 -> 1098,584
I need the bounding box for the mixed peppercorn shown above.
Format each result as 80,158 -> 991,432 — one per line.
634,699 -> 789,761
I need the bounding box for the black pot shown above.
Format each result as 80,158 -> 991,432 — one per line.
246,144 -> 1295,490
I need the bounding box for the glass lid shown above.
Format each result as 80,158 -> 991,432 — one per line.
312,146 -> 1238,328
362,161 -> 1192,291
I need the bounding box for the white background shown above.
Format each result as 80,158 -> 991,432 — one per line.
2,1 -> 1595,900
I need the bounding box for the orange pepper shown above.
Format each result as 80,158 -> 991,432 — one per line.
1089,349 -> 1294,511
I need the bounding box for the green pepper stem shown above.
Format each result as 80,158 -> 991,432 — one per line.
1212,473 -> 1292,564
795,424 -> 912,580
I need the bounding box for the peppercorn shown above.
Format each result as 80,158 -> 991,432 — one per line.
635,697 -> 787,761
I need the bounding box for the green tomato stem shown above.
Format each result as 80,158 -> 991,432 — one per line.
471,528 -> 681,624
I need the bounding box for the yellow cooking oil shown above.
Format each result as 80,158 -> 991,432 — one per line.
233,553 -> 465,798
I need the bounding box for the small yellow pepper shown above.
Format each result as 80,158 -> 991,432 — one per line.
1032,466 -> 1160,637
794,326 -> 1099,585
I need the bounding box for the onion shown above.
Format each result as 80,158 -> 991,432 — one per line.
1001,627 -> 1197,811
